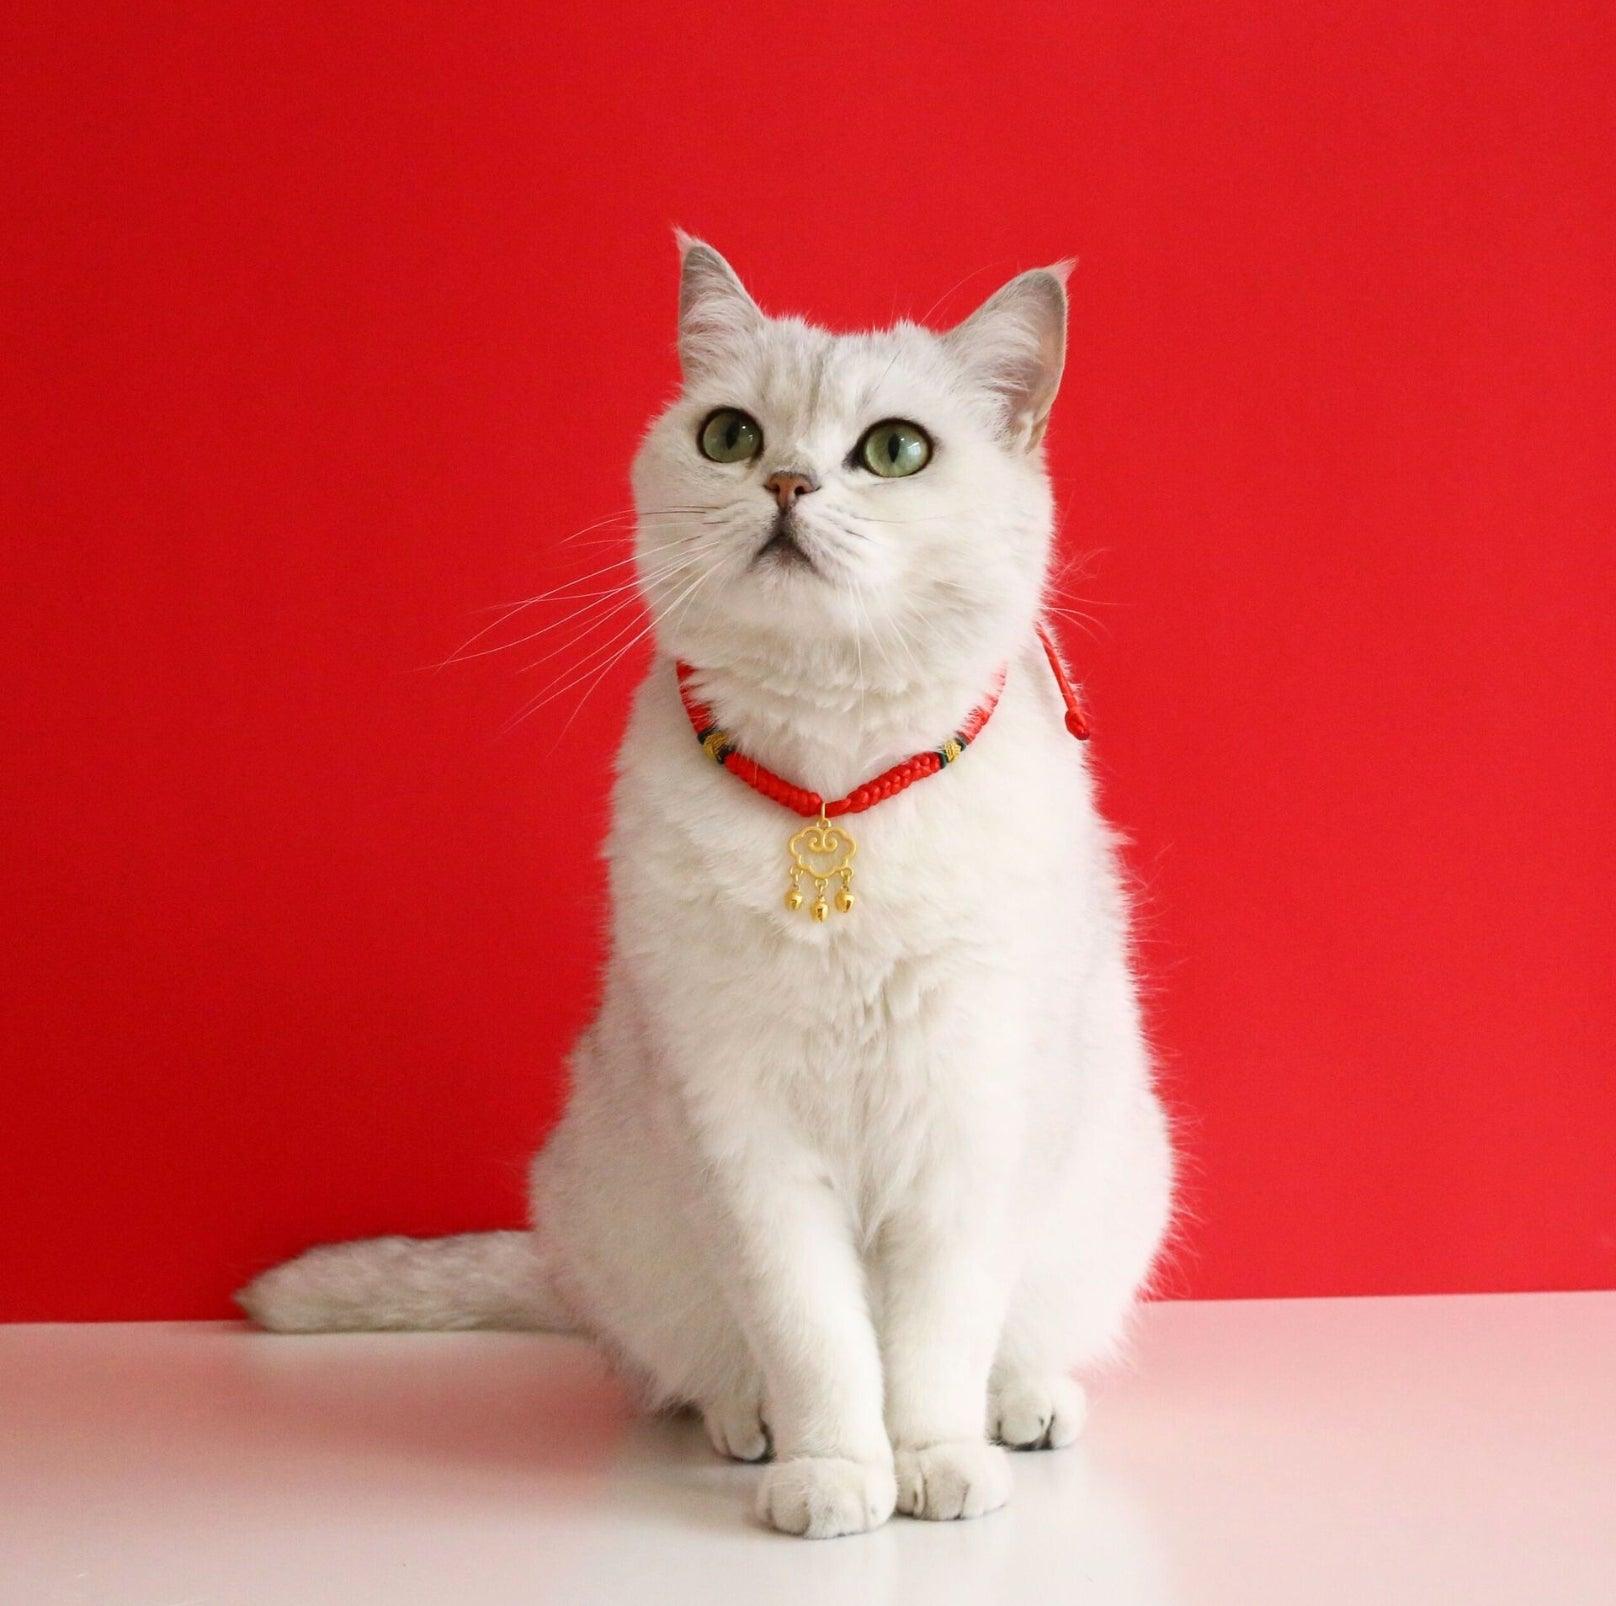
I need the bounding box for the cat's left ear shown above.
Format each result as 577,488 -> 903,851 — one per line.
942,263 -> 1072,451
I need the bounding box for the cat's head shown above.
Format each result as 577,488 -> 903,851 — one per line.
631,236 -> 1069,686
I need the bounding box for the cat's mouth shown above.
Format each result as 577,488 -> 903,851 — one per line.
752,515 -> 816,573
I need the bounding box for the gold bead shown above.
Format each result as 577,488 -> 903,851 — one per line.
784,888 -> 803,912
811,898 -> 829,923
835,888 -> 855,913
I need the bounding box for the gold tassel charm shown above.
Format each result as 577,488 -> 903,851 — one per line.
785,812 -> 856,920
676,654 -> 1016,926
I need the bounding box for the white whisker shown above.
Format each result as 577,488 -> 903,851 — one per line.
510,561 -> 718,736
433,543 -> 714,670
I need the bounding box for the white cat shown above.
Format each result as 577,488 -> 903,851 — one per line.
240,237 -> 1174,1539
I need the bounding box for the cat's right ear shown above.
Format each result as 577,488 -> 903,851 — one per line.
675,231 -> 763,379
942,263 -> 1072,452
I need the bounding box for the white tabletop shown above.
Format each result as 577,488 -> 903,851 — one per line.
3,1292 -> 1612,1604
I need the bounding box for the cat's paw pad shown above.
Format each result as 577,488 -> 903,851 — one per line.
702,1396 -> 771,1462
990,1375 -> 1087,1450
756,1456 -> 896,1539
894,1439 -> 1010,1521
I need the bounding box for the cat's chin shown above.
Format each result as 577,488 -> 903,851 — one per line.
749,523 -> 817,574
747,548 -> 823,588
727,580 -> 872,648
666,598 -> 886,681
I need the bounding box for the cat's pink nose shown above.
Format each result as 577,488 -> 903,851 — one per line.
764,471 -> 818,510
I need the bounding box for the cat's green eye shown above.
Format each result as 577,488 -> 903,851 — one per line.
698,408 -> 763,463
857,420 -> 932,478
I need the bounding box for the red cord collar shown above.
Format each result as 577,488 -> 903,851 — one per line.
675,621 -> 1088,822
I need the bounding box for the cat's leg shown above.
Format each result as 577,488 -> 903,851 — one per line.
532,1080 -> 772,1462
877,1198 -> 1015,1522
538,1024 -> 889,1530
990,1081 -> 1172,1450
710,1139 -> 894,1536
580,1054 -> 888,1534
873,1022 -> 1024,1523
986,1171 -> 1100,1452
596,969 -> 898,1535
988,1309 -> 1090,1451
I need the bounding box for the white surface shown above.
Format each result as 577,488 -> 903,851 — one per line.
2,1293 -> 1612,1605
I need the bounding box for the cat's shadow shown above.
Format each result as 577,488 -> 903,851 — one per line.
216,1324 -> 749,1535
189,1324 -> 1173,1601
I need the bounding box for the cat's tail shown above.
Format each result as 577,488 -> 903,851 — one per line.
236,1229 -> 575,1334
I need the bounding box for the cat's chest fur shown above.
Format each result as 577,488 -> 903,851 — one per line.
610,649 -> 1094,960
603,650 -> 1106,1191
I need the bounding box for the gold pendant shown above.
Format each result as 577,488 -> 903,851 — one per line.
784,812 -> 857,920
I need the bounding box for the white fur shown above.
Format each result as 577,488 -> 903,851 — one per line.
241,240 -> 1173,1538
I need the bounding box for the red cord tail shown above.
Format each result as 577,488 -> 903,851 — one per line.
1036,621 -> 1091,740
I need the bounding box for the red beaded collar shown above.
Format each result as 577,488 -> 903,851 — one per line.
675,622 -> 1088,921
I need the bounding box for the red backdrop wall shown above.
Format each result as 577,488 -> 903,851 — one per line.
5,2 -> 1613,1321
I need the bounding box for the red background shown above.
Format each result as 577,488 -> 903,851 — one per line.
5,3 -> 1613,1321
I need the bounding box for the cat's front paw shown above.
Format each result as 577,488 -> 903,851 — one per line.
894,1438 -> 1010,1521
757,1455 -> 896,1539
